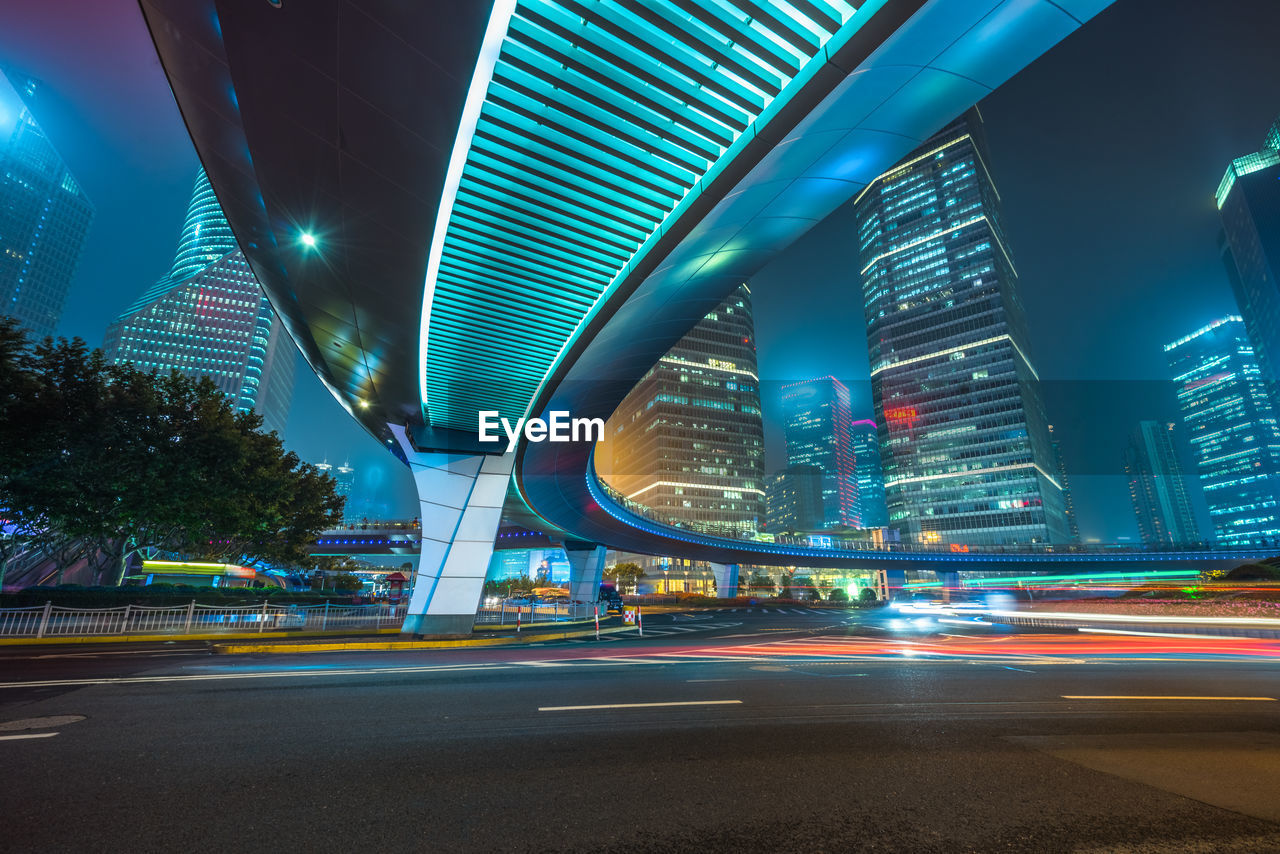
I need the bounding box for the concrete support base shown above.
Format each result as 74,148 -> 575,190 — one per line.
391,425 -> 514,637
400,614 -> 479,637
709,562 -> 739,598
566,544 -> 607,603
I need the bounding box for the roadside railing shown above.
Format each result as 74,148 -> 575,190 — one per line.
474,600 -> 595,626
0,601 -> 408,639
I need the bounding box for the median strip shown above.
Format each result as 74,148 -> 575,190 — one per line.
537,700 -> 743,712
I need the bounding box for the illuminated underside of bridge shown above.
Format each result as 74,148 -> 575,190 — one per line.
141,0 -> 1270,634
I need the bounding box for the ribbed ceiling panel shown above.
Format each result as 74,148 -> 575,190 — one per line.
426,0 -> 857,430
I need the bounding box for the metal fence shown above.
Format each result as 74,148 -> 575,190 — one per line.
0,601 -> 408,639
474,600 -> 596,626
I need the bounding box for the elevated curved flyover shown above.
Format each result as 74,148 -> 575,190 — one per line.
143,0 -> 1264,633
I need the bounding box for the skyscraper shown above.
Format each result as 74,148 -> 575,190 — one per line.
1123,420 -> 1202,547
850,419 -> 888,528
1165,317 -> 1280,546
855,108 -> 1067,546
0,71 -> 94,338
602,283 -> 764,539
1217,115 -> 1280,388
1048,424 -> 1080,542
781,377 -> 858,528
765,464 -> 825,533
316,459 -> 357,521
103,168 -> 295,435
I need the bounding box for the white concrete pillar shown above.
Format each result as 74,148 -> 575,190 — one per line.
935,569 -> 960,600
566,544 -> 607,603
391,425 -> 513,636
709,562 -> 739,598
877,568 -> 906,601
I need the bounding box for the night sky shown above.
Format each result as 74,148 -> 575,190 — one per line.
3,0 -> 1279,542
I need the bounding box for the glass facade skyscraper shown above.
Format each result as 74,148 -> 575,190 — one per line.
1165,317 -> 1280,546
316,459 -> 356,521
103,168 -> 295,436
0,71 -> 94,338
765,464 -> 825,533
1218,116 -> 1280,389
1047,424 -> 1080,543
781,377 -> 858,528
855,109 -> 1067,546
1123,420 -> 1202,547
602,283 -> 764,539
850,419 -> 888,528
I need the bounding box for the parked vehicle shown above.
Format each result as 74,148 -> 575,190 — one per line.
598,584 -> 624,614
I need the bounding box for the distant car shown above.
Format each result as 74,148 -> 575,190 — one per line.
598,584 -> 624,614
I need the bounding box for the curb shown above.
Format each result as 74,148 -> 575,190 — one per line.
0,627 -> 405,646
213,623 -> 637,654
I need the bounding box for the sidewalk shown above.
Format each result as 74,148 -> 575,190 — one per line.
0,621 -> 638,654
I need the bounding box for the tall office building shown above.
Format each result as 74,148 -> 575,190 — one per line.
0,71 -> 94,338
1048,424 -> 1080,542
1165,317 -> 1280,546
855,109 -> 1067,546
781,377 -> 858,528
103,168 -> 295,435
1217,115 -> 1280,389
602,283 -> 765,539
765,464 -> 825,533
850,419 -> 888,528
316,459 -> 357,521
1122,421 -> 1202,547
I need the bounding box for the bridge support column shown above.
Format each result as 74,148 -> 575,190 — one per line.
877,569 -> 906,601
391,425 -> 513,636
565,543 -> 607,603
935,570 -> 960,599
709,563 -> 739,598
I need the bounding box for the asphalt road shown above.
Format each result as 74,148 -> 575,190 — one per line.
2,606 -> 1280,853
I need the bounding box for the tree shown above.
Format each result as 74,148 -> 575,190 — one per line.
604,562 -> 645,593
828,588 -> 849,603
859,587 -> 878,604
0,319 -> 44,586
746,572 -> 775,596
329,573 -> 364,593
0,322 -> 344,585
777,569 -> 795,600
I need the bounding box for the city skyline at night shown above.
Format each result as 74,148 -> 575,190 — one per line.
5,5 -> 1280,850
2,1 -> 1280,543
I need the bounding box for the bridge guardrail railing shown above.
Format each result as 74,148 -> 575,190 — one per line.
591,474 -> 1279,560
0,601 -> 408,639
474,601 -> 594,626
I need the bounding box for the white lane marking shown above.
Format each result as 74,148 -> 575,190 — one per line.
686,678 -> 734,683
1062,695 -> 1276,701
0,732 -> 59,741
538,700 -> 743,712
31,650 -> 200,659
0,663 -> 516,689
